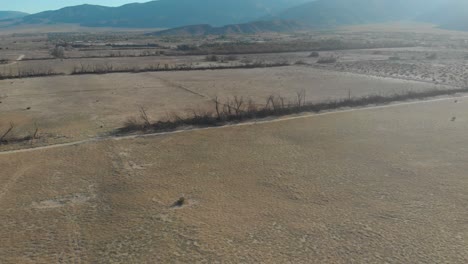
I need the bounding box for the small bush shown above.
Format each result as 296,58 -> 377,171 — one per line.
308,51 -> 319,58
177,44 -> 197,51
0,122 -> 41,145
294,60 -> 308,65
205,55 -> 220,62
388,56 -> 400,61
50,46 -> 65,59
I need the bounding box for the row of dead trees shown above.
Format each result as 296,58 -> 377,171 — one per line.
0,122 -> 40,145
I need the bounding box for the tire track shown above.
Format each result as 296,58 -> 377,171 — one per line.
0,165 -> 29,202
156,77 -> 208,98
3,54 -> 25,66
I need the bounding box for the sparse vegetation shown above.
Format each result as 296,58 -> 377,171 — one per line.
205,55 -> 220,62
294,60 -> 308,65
177,44 -> 198,51
205,54 -> 238,62
0,68 -> 61,80
308,51 -> 319,57
172,197 -> 186,208
0,122 -> 41,145
117,87 -> 468,134
50,46 -> 66,59
71,61 -> 289,75
187,39 -> 416,55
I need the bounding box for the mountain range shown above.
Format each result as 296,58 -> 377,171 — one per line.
1,0 -> 468,32
0,11 -> 28,20
418,0 -> 468,31
277,0 -> 446,27
19,0 -> 310,28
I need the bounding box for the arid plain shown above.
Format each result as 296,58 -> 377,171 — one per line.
1,24 -> 468,263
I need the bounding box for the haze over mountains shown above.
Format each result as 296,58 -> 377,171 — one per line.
1,0 -> 468,32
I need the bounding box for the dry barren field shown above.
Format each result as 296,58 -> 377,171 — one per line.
0,66 -> 448,150
0,97 -> 467,263
2,25 -> 468,263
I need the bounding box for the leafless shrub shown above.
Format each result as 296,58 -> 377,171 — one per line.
0,122 -> 14,142
296,89 -> 306,107
0,122 -> 42,145
117,87 -> 468,135
123,116 -> 142,131
32,123 -> 39,141
294,60 -> 308,65
308,51 -> 319,57
0,66 -> 59,80
205,55 -> 220,62
139,107 -> 151,129
232,96 -> 244,115
50,46 -> 65,59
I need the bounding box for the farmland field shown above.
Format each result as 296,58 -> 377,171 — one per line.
1,97 -> 468,263
0,66 -> 452,150
1,23 -> 468,263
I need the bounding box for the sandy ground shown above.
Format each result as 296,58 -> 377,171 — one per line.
0,66 -> 449,150
0,98 -> 467,263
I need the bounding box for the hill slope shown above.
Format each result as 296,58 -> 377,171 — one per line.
0,11 -> 28,20
418,0 -> 468,31
20,0 -> 310,28
148,20 -> 305,36
277,0 -> 444,27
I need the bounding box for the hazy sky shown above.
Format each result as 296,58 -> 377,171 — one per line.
3,0 -> 149,14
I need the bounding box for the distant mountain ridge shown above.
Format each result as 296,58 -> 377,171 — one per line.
277,0 -> 446,27
5,0 -> 468,32
147,20 -> 305,36
20,0 -> 310,28
418,0 -> 468,31
0,11 -> 28,20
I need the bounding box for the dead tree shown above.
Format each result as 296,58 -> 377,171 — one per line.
139,107 -> 151,128
0,122 -> 14,142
